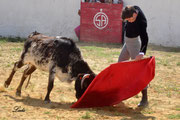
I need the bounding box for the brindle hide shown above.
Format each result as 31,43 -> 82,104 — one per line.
4,31 -> 94,103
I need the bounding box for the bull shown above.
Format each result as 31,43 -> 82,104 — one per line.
4,31 -> 95,103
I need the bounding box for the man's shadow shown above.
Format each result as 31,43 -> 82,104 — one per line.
93,102 -> 156,120
6,95 -> 155,120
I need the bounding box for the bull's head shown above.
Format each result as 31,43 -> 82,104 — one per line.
75,73 -> 96,99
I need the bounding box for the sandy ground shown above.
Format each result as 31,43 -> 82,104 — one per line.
0,42 -> 179,120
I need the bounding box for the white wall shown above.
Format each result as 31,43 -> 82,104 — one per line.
123,0 -> 180,47
0,0 -> 179,47
0,0 -> 80,40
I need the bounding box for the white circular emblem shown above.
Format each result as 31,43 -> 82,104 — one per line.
93,9 -> 109,30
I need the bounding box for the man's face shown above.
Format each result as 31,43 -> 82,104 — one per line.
125,13 -> 137,23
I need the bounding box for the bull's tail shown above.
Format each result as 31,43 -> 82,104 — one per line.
25,74 -> 31,89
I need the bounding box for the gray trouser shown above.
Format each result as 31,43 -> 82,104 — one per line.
118,36 -> 148,90
118,36 -> 141,62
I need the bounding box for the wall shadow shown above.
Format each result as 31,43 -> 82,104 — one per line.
77,41 -> 180,53
148,43 -> 180,53
76,41 -> 122,49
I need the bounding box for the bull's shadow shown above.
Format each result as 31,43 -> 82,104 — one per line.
4,94 -> 72,110
5,94 -> 155,120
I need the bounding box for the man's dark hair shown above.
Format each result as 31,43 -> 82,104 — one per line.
121,6 -> 136,20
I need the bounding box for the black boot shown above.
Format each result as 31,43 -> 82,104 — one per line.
138,88 -> 148,107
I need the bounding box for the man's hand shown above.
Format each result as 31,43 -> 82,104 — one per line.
135,52 -> 144,61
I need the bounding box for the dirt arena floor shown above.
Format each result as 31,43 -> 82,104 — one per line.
0,41 -> 179,120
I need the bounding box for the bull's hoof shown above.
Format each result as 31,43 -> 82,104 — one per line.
138,100 -> 148,107
4,82 -> 9,88
16,91 -> 21,97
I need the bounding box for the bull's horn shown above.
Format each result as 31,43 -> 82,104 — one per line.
81,74 -> 90,89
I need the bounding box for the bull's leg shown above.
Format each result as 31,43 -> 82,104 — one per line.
138,87 -> 148,107
44,65 -> 56,103
16,65 -> 36,96
4,60 -> 24,88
